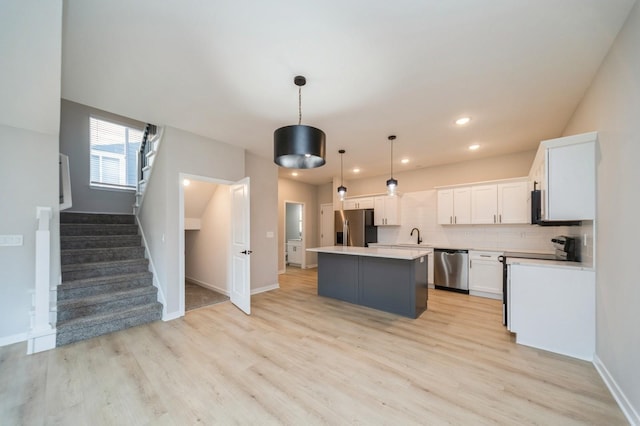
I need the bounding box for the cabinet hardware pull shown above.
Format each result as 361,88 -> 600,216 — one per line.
499,214 -> 502,223
493,214 -> 496,223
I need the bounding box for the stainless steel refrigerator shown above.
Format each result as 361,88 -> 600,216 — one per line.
334,209 -> 378,247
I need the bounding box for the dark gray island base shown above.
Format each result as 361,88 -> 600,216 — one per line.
315,250 -> 429,318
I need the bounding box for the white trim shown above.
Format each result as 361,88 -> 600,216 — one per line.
136,127 -> 164,209
59,153 -> 72,210
136,215 -> 168,318
0,332 -> 28,347
178,172 -> 238,319
251,283 -> 280,295
593,354 -> 640,425
278,268 -> 286,275
162,311 -> 183,322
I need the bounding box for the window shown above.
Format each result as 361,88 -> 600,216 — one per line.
89,116 -> 143,189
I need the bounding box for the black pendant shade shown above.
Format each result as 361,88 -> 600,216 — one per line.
274,75 -> 326,169
274,125 -> 326,168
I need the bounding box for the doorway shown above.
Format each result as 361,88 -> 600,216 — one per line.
284,201 -> 305,270
178,173 -> 251,315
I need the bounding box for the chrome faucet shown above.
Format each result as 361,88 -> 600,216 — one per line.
410,227 -> 422,244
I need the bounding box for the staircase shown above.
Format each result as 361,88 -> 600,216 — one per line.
57,212 -> 163,346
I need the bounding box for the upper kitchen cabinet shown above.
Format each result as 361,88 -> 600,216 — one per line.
343,196 -> 374,210
374,195 -> 401,226
530,132 -> 596,221
471,180 -> 529,224
437,187 -> 471,225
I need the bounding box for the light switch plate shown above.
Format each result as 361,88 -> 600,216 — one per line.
0,235 -> 23,246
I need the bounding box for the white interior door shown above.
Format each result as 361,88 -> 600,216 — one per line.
230,177 -> 251,314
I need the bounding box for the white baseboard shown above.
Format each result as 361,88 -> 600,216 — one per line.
594,353 -> 640,425
304,264 -> 318,269
278,268 -> 286,275
0,332 -> 27,347
251,283 -> 280,295
162,311 -> 183,321
186,276 -> 228,296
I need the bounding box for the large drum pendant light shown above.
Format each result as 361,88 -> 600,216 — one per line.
274,76 -> 326,169
386,135 -> 398,196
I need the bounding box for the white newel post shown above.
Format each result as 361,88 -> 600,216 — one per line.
27,206 -> 56,354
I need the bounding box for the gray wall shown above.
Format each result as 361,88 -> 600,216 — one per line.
245,152 -> 279,292
59,99 -> 143,213
0,1 -> 62,343
562,1 -> 640,419
138,126 -> 245,317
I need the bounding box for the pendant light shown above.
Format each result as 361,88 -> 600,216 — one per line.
274,76 -> 326,169
386,135 -> 398,196
337,149 -> 347,201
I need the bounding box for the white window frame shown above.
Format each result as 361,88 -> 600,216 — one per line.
89,115 -> 143,191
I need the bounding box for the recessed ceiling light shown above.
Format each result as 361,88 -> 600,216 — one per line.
291,172 -> 298,177
401,158 -> 409,164
352,168 -> 360,173
183,179 -> 190,186
456,117 -> 471,126
468,144 -> 480,151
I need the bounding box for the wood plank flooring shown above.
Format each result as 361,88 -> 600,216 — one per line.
0,267 -> 627,425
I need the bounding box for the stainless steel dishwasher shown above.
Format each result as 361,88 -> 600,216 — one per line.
434,249 -> 469,293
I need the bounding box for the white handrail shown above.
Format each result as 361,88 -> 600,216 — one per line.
27,207 -> 56,354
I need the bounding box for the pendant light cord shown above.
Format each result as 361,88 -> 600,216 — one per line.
298,86 -> 302,125
340,152 -> 344,185
390,139 -> 394,178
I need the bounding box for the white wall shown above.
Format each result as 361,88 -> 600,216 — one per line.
59,99 -> 142,213
345,150 -> 536,196
278,178 -> 319,271
562,1 -> 640,421
0,1 -> 62,344
138,126 -> 245,318
185,185 -> 230,293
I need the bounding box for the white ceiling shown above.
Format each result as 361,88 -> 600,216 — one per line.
61,0 -> 635,185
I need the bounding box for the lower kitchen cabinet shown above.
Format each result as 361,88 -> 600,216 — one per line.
508,263 -> 595,361
468,250 -> 503,299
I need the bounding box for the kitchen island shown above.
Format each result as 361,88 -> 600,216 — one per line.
307,246 -> 432,318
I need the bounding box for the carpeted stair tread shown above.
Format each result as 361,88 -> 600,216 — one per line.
60,271 -> 152,289
62,258 -> 149,272
58,272 -> 153,300
60,223 -> 139,236
60,212 -> 135,224
58,284 -> 156,308
56,303 -> 163,346
61,246 -> 145,264
61,235 -> 142,250
57,286 -> 158,321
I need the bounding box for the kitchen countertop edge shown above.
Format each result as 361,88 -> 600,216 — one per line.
307,246 -> 432,260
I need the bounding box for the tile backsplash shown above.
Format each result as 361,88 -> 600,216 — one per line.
378,190 -> 594,261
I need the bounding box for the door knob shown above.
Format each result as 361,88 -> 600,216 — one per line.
241,250 -> 253,255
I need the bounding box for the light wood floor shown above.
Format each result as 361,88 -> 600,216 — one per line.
0,268 -> 626,425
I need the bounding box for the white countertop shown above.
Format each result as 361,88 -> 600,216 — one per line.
307,246 -> 432,260
507,257 -> 594,271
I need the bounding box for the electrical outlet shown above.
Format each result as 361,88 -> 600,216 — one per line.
0,235 -> 23,246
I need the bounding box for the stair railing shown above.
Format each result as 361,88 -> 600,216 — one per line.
27,207 -> 56,354
59,153 -> 72,210
136,124 -> 162,213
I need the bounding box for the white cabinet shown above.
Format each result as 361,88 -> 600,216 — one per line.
509,263 -> 595,361
470,181 -> 529,224
343,197 -> 374,210
498,180 -> 529,224
471,185 -> 498,224
286,240 -> 302,265
437,187 -> 471,225
374,195 -> 401,226
529,132 -> 596,221
469,250 -> 503,299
